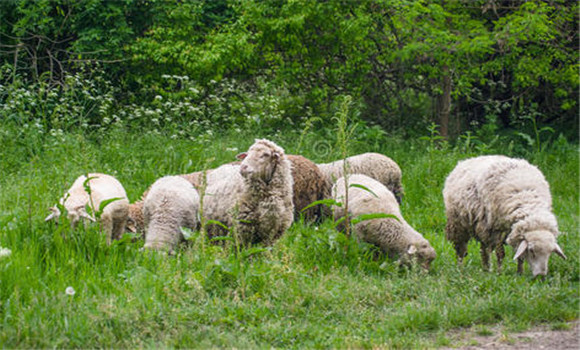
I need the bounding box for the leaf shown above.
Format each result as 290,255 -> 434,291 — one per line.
351,213 -> 399,225
241,247 -> 269,260
180,227 -> 194,240
514,131 -> 534,146
210,236 -> 234,243
349,183 -> 378,198
333,216 -> 347,228
205,219 -> 230,232
301,199 -> 342,212
98,197 -> 123,213
82,175 -> 99,195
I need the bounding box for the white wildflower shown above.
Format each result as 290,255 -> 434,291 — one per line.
65,286 -> 76,296
0,247 -> 12,259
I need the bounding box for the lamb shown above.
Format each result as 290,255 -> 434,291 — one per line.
332,174 -> 436,269
203,139 -> 294,246
443,155 -> 567,277
45,173 -> 129,244
142,176 -> 200,251
318,152 -> 404,203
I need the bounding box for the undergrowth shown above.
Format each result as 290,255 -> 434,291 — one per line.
0,122 -> 577,348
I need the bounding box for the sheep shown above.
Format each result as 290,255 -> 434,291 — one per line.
142,176 -> 200,251
443,155 -> 567,277
332,174 -> 436,269
203,139 -> 294,246
45,173 -> 129,244
318,152 -> 404,203
127,151 -> 324,235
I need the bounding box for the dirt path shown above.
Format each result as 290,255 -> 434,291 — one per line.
443,320 -> 579,349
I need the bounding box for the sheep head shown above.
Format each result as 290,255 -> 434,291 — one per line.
238,139 -> 285,183
67,206 -> 96,228
401,241 -> 437,270
44,206 -> 61,222
513,230 -> 567,278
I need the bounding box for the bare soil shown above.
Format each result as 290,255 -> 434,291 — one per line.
442,320 -> 579,349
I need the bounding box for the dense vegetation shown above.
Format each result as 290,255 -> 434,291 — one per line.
1,0 -> 578,139
0,0 -> 578,348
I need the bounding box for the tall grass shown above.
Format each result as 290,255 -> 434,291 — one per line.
0,123 -> 577,348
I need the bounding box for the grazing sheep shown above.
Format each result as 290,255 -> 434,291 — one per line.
443,155 -> 567,277
142,176 -> 200,251
332,174 -> 436,269
125,168 -> 215,235
203,139 -> 294,246
318,152 -> 404,203
45,173 -> 129,244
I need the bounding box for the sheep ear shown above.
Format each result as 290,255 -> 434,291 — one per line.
513,240 -> 528,260
407,245 -> 417,255
554,243 -> 567,260
44,207 -> 60,222
236,152 -> 247,160
272,151 -> 281,160
126,219 -> 137,233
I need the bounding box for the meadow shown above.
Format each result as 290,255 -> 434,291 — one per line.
0,125 -> 578,348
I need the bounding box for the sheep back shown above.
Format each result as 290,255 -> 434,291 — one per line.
143,176 -> 200,251
318,152 -> 403,203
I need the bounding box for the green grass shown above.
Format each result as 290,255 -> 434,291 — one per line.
0,127 -> 578,348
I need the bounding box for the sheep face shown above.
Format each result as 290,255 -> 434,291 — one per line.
67,206 -> 95,228
237,143 -> 281,183
44,206 -> 61,222
513,230 -> 567,278
401,242 -> 437,270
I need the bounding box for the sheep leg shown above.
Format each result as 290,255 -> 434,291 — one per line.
101,213 -> 113,245
516,258 -> 524,274
452,240 -> 469,264
495,245 -> 505,273
480,243 -> 491,271
111,217 -> 127,241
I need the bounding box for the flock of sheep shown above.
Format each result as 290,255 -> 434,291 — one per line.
45,138 -> 567,278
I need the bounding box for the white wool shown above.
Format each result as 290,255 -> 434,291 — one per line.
443,155 -> 565,277
143,176 -> 200,251
202,139 -> 294,246
318,152 -> 403,203
333,174 -> 436,269
47,173 -> 129,244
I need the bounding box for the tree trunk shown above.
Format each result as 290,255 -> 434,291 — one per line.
438,65 -> 452,139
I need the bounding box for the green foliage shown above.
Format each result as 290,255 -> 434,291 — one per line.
1,0 -> 577,139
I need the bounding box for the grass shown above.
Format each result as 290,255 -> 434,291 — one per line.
0,126 -> 578,348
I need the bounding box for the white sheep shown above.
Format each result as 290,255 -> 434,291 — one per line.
45,173 -> 129,244
332,174 -> 436,269
443,155 -> 567,277
202,139 -> 294,246
143,176 -> 200,251
318,152 -> 404,203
